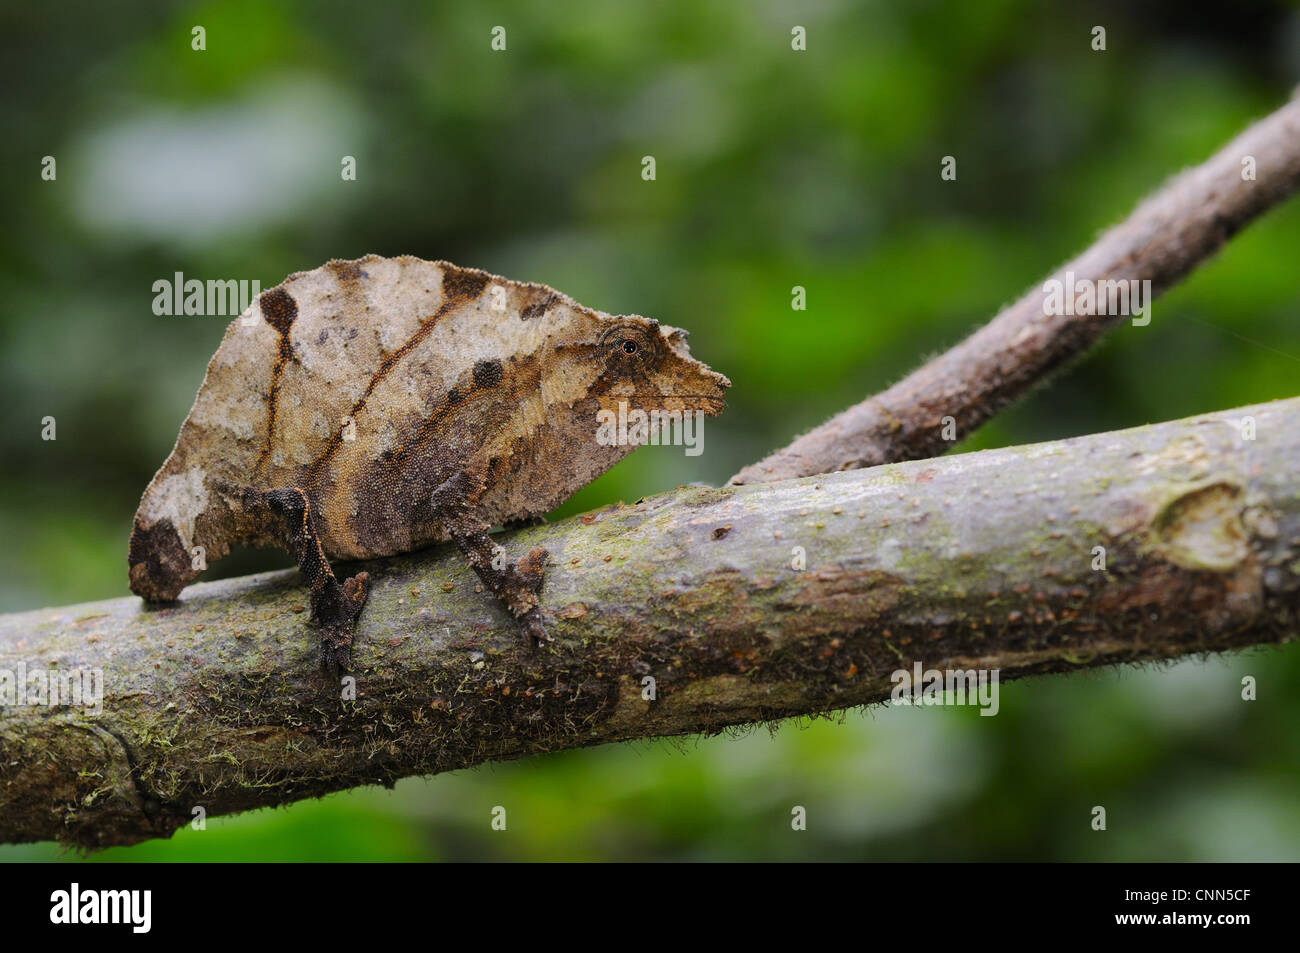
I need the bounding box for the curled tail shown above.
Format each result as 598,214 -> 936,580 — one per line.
128,517 -> 196,602
128,463 -> 215,602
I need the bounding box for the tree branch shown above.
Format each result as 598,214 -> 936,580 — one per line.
731,96 -> 1300,485
2,397 -> 1296,848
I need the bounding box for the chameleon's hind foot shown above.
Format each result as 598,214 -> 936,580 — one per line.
318,571 -> 370,674
237,483 -> 373,673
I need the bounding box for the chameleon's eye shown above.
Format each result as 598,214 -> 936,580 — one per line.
600,324 -> 654,365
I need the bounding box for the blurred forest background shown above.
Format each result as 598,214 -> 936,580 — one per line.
2,0 -> 1298,861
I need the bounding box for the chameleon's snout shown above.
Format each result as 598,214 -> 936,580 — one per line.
128,518 -> 192,602
657,323 -> 730,415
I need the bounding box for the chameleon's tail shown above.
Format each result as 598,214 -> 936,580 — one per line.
127,518 -> 195,602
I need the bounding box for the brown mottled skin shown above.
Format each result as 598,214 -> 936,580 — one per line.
128,255 -> 730,670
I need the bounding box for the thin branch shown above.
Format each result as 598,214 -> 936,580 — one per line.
730,96 -> 1300,485
2,397 -> 1296,848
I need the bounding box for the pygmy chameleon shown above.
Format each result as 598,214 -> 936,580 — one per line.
128,255 -> 730,670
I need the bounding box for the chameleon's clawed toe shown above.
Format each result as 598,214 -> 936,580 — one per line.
343,571 -> 371,606
320,629 -> 354,675
515,546 -> 548,591
521,610 -> 551,649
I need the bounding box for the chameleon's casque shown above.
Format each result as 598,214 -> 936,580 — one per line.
129,254 -> 729,668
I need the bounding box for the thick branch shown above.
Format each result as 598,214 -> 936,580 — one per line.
731,97 -> 1300,485
2,397 -> 1297,848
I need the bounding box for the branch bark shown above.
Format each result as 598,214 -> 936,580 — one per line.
2,397 -> 1297,848
730,96 -> 1300,485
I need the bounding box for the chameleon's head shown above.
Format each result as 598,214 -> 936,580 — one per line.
576,314 -> 730,418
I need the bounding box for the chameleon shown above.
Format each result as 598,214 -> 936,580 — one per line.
128,254 -> 730,671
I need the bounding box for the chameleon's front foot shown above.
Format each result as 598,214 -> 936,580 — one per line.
510,547 -> 552,649
318,571 -> 370,674
458,540 -> 552,649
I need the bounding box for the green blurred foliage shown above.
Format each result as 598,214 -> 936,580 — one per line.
1,0 -> 1297,861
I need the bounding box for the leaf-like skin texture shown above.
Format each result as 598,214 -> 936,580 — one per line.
128,255 -> 730,610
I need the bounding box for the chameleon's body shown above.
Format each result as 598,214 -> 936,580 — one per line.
128,254 -> 729,668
